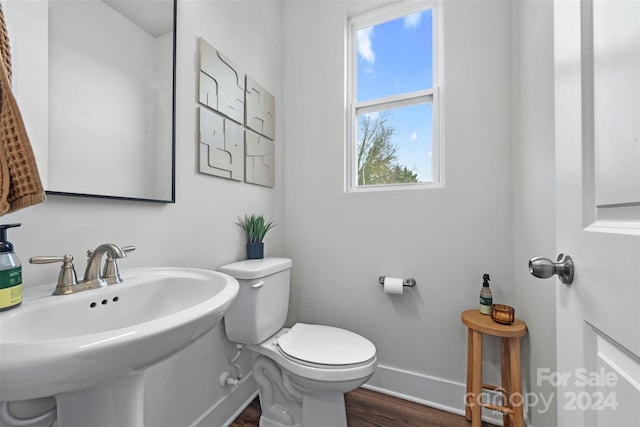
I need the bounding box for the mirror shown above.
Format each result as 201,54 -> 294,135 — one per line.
10,0 -> 176,202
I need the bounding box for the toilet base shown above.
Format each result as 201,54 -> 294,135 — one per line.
252,355 -> 352,427
302,393 -> 347,427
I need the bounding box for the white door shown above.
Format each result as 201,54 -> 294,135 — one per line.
553,0 -> 640,426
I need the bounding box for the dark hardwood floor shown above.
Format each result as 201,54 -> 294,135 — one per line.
230,387 -> 492,427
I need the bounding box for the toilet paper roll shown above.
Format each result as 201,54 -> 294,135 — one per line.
383,277 -> 404,295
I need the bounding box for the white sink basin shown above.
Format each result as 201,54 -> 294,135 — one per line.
0,267 -> 239,414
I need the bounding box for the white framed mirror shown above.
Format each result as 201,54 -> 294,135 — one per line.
4,0 -> 176,203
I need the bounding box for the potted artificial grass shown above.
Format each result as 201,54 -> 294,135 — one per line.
236,214 -> 276,259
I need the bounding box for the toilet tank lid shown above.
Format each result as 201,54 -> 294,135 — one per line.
218,257 -> 292,279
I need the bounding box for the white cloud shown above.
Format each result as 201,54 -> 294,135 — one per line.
404,12 -> 422,29
357,27 -> 375,64
409,132 -> 418,141
364,111 -> 380,121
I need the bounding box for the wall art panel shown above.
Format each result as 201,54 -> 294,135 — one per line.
198,107 -> 244,181
198,38 -> 245,124
245,129 -> 275,187
245,76 -> 275,140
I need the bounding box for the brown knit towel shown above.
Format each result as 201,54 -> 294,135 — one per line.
0,4 -> 45,216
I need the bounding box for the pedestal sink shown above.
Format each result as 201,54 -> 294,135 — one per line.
0,267 -> 239,427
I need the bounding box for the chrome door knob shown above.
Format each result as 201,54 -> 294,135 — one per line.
529,253 -> 574,284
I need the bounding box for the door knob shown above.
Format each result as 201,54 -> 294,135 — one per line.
529,253 -> 574,284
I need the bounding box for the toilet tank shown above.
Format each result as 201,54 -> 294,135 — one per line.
219,257 -> 292,345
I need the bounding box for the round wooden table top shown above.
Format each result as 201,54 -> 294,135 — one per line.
461,309 -> 527,338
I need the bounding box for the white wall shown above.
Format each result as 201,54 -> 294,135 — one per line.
1,1 -> 283,426
283,2 -> 557,426
511,1 -> 557,426
282,0 -> 513,385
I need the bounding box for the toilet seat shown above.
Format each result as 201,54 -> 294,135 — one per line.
277,323 -> 376,366
249,325 -> 377,382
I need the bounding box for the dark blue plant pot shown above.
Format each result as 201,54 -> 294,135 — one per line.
247,242 -> 264,259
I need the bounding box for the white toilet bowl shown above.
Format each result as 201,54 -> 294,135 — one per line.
248,324 -> 377,427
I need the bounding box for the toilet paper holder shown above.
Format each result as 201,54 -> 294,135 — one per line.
378,276 -> 416,287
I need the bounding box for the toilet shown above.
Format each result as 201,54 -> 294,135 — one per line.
219,257 -> 377,427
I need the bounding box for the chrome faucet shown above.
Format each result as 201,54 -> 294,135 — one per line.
30,243 -> 132,295
83,243 -> 127,288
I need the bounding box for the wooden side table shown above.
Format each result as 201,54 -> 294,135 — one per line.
461,309 -> 527,427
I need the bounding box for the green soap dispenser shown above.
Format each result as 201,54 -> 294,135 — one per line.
479,273 -> 492,315
0,223 -> 23,311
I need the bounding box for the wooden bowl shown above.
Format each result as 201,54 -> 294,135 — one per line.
491,304 -> 515,325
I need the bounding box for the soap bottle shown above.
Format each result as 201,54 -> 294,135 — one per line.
479,273 -> 492,315
0,223 -> 23,311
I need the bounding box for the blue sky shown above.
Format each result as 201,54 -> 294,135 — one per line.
356,9 -> 434,182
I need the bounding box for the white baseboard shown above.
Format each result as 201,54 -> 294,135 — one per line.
190,365 -> 505,426
190,373 -> 258,427
364,364 -> 503,426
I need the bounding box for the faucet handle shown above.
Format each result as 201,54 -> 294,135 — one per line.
29,254 -> 79,295
121,245 -> 136,254
102,245 -> 135,285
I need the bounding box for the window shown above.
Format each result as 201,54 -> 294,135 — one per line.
346,1 -> 443,192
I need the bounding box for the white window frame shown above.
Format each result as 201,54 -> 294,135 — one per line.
346,1 -> 444,193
